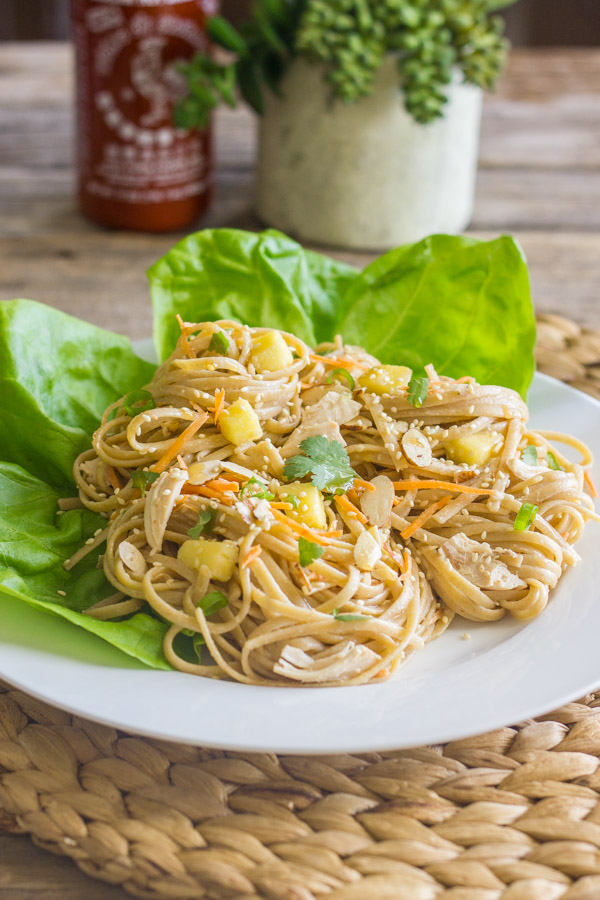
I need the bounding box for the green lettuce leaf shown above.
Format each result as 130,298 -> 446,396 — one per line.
337,234 -> 536,397
0,462 -> 171,669
0,299 -> 156,489
148,227 -> 358,361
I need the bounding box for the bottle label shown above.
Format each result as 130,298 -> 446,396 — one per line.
73,0 -> 215,207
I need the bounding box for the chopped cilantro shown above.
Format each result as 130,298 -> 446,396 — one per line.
209,330 -> 230,354
332,608 -> 369,622
407,375 -> 429,408
521,445 -> 538,466
132,470 -> 160,497
283,436 -> 357,493
187,508 -> 217,538
298,537 -> 324,567
197,590 -> 229,616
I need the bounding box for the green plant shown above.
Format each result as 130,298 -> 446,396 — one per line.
176,0 -> 518,127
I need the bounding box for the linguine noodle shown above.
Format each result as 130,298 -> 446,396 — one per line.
69,320 -> 598,686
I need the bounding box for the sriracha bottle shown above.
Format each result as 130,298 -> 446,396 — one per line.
71,0 -> 216,231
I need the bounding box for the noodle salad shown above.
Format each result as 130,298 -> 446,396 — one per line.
67,319 -> 598,686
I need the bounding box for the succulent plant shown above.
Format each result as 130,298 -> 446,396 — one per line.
176,0 -> 518,127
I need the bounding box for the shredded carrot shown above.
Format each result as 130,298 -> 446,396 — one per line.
401,496 -> 453,540
205,479 -> 240,493
151,412 -> 208,474
309,354 -> 370,372
212,388 -> 225,424
177,455 -> 188,470
182,483 -> 235,505
400,550 -> 413,582
584,471 -> 598,499
176,314 -> 195,360
354,479 -> 375,492
270,501 -> 294,510
270,508 -> 329,546
241,546 -> 263,568
455,376 -> 475,384
335,495 -> 368,525
106,465 -> 121,493
393,480 -> 493,497
373,668 -> 390,681
347,489 -> 360,506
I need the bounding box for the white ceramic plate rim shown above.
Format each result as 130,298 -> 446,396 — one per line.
0,370 -> 598,754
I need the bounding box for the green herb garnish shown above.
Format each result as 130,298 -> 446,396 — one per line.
327,368 -> 355,390
547,451 -> 562,471
188,508 -> 217,538
514,502 -> 538,532
240,476 -> 275,501
209,330 -> 230,354
332,608 -> 369,623
132,470 -> 160,497
407,375 -> 429,408
298,537 -> 324,567
197,590 -> 229,616
521,445 -> 538,466
283,436 -> 357,493
123,389 -> 155,417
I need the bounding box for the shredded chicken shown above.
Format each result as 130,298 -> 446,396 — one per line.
302,392 -> 362,428
440,533 -> 524,590
281,421 -> 345,458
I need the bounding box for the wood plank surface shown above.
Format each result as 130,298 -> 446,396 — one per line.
1,41 -> 600,899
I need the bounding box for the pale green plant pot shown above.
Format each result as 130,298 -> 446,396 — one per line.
256,57 -> 483,251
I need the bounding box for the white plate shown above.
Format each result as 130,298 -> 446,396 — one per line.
0,372 -> 598,753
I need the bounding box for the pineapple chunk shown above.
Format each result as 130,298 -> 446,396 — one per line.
358,365 -> 412,395
251,331 -> 294,373
220,399 -> 262,445
178,539 -> 239,581
278,482 -> 326,529
445,432 -> 500,467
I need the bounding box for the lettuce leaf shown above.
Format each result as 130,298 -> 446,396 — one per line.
337,234 -> 536,397
148,228 -> 358,361
150,229 -> 535,398
0,300 -> 156,490
0,461 -> 171,669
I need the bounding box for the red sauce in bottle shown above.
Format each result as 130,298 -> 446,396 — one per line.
71,0 -> 216,231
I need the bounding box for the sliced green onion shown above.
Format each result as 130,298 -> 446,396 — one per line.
240,476 -> 274,501
287,494 -> 300,510
192,634 -> 206,660
407,375 -> 429,408
514,502 -> 538,532
132,470 -> 159,497
298,537 -> 324,567
209,331 -> 230,354
198,590 -> 229,616
547,451 -> 562,471
332,608 -> 369,622
327,368 -> 355,390
521,445 -> 538,466
187,508 -> 216,539
123,389 -> 155,417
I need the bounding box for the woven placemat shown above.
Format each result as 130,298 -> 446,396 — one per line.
1,312 -> 599,900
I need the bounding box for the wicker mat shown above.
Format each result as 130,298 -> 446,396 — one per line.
1,313 -> 600,900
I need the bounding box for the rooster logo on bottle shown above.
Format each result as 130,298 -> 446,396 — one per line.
130,36 -> 185,128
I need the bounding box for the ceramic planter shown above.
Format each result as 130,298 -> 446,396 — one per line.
256,57 -> 482,250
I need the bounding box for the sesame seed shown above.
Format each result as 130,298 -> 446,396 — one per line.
468,405 -> 475,415
94,528 -> 103,536
85,537 -> 95,545
117,497 -> 126,506
462,632 -> 471,640
57,590 -> 67,597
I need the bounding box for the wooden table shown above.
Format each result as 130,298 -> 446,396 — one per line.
1,42 -> 600,899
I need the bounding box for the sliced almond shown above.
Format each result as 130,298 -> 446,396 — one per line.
360,475 -> 394,526
401,428 -> 432,468
354,530 -> 382,572
118,541 -> 147,578
187,460 -> 222,485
